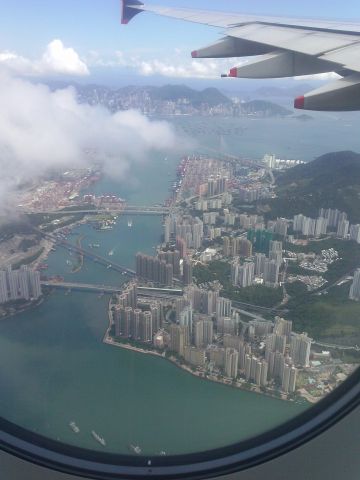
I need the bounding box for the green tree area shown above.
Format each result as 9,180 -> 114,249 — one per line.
285,281 -> 308,298
223,285 -> 283,308
194,261 -> 283,308
286,283 -> 360,340
194,260 -> 230,286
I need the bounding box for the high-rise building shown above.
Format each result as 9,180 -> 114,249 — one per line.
188,286 -> 218,315
238,238 -> 253,257
207,346 -> 225,368
132,309 -> 142,339
274,317 -> 293,340
176,236 -> 187,259
225,348 -> 239,379
269,240 -> 282,253
265,333 -> 287,355
163,216 -> 171,243
139,311 -> 153,342
179,306 -> 193,344
293,214 -> 305,232
273,218 -> 288,237
282,364 -> 297,393
337,218 -> 350,238
0,266 -> 42,304
0,271 -> 8,304
216,297 -> 232,321
170,324 -> 187,356
248,320 -> 273,339
349,269 -> 360,301
217,317 -> 236,335
223,236 -> 231,257
150,303 -> 162,333
184,346 -> 206,367
183,256 -> 193,285
290,333 -> 311,367
194,319 -> 213,348
118,306 -> 132,338
350,224 -> 360,244
273,352 -> 286,381
269,250 -> 283,267
263,259 -> 279,287
315,217 -> 328,237
135,253 -> 173,286
236,262 -> 255,287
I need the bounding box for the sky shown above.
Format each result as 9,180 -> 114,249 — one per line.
0,0 -> 359,86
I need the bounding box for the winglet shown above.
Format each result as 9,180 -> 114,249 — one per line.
121,0 -> 144,25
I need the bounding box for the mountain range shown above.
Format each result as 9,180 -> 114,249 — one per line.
47,81 -> 293,117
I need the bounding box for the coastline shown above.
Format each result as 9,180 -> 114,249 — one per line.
104,300 -> 303,404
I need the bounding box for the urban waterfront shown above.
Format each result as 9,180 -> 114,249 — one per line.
1,115 -> 360,455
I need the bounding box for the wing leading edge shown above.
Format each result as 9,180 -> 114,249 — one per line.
121,1 -> 360,111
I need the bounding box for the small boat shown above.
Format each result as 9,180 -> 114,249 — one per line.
69,421 -> 80,434
129,444 -> 142,455
92,430 -> 106,446
108,250 -> 114,256
128,219 -> 133,228
160,451 -> 166,456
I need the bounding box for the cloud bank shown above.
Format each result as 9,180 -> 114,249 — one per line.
0,72 -> 176,210
0,39 -> 89,76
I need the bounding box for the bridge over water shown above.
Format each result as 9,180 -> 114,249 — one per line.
27,205 -> 171,216
57,240 -> 137,277
41,281 -> 183,298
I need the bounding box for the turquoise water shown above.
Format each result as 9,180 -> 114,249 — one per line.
0,292 -> 304,455
1,115 -> 359,455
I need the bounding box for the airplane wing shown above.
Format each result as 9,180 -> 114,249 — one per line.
121,1 -> 360,111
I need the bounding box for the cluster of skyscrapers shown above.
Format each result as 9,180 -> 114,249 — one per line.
112,277 -> 315,396
135,249 -> 193,286
113,283 -> 163,343
223,236 -> 253,258
0,266 -> 42,304
292,209 -> 360,242
136,253 -> 174,286
164,214 -> 204,251
230,241 -> 282,288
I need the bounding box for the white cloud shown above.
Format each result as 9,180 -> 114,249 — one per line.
40,39 -> 89,76
0,40 -> 89,76
294,72 -> 340,81
0,72 -> 176,211
135,57 -> 240,79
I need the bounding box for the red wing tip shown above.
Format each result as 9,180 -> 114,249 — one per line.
294,95 -> 305,109
229,68 -> 238,78
191,50 -> 198,58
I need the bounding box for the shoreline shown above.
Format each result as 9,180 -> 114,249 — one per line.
104,300 -> 303,404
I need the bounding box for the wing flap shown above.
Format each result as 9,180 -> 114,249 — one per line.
322,43 -> 360,71
228,24 -> 360,57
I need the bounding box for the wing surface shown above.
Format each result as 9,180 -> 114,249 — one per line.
122,1 -> 360,111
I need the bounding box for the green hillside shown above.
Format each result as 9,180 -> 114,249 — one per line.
267,151 -> 360,222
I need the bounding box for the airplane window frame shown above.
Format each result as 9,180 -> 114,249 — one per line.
0,366 -> 358,479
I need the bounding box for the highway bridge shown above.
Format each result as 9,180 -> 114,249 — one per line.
57,239 -> 137,277
26,205 -> 170,216
232,300 -> 286,316
41,281 -> 183,298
